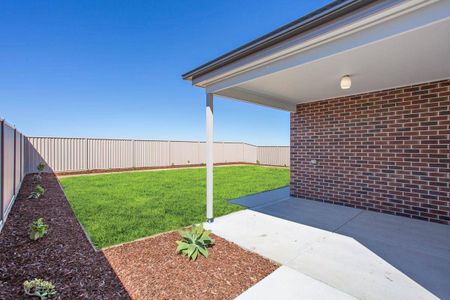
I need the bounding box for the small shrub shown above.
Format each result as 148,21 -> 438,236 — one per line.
23,278 -> 56,300
37,162 -> 45,174
176,224 -> 214,261
35,185 -> 45,194
256,160 -> 260,165
32,174 -> 42,183
28,185 -> 45,200
29,218 -> 48,241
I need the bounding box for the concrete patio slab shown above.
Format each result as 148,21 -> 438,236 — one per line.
206,210 -> 333,265
210,189 -> 450,299
336,210 -> 450,259
253,196 -> 362,232
228,186 -> 289,208
236,266 -> 357,300
288,231 -> 438,300
336,210 -> 450,298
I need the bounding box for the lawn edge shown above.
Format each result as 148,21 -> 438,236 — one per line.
55,176 -> 99,252
57,163 -> 288,178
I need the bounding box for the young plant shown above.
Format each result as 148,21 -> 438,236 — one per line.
37,162 -> 45,175
23,278 -> 56,300
176,224 -> 214,261
32,174 -> 42,183
28,185 -> 45,200
29,218 -> 48,241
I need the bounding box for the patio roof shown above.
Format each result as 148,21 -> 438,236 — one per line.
183,0 -> 450,111
183,0 -> 450,222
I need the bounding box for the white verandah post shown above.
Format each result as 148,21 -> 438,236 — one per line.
206,93 -> 214,222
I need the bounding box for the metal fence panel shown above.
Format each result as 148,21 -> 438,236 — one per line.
14,131 -> 21,192
3,125 -> 15,213
135,140 -> 170,167
258,146 -> 290,166
23,136 -> 290,173
223,143 -> 242,163
170,141 -> 200,165
243,144 -> 257,163
88,139 -> 133,170
26,137 -> 87,172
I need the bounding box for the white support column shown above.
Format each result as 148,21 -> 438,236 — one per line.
206,93 -> 214,222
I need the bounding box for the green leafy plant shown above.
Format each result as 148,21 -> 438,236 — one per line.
28,185 -> 45,200
29,218 -> 48,241
23,278 -> 56,300
256,160 -> 260,165
32,174 -> 42,183
176,224 -> 214,261
37,162 -> 45,174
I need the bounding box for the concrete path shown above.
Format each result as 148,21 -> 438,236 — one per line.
237,266 -> 357,300
205,189 -> 450,299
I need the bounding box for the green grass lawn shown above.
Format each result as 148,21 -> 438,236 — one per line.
60,165 -> 289,249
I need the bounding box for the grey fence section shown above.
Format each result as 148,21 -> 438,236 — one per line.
258,146 -> 290,166
0,120 -> 26,230
25,137 -> 289,173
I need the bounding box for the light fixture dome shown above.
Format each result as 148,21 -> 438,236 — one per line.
340,75 -> 351,89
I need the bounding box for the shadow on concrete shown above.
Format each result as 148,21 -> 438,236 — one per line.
229,187 -> 450,299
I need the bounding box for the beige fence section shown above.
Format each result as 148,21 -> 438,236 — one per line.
0,127 -> 289,230
258,146 -> 290,166
25,137 -> 289,173
1,120 -> 26,230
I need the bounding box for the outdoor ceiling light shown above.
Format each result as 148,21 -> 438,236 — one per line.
340,75 -> 351,89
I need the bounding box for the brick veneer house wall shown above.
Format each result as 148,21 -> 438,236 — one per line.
290,79 -> 450,225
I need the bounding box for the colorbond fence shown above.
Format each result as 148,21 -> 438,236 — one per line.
25,137 -> 289,173
0,122 -> 289,230
0,120 -> 26,230
258,146 -> 290,167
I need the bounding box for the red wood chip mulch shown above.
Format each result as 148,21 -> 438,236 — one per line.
103,231 -> 279,300
0,173 -> 129,299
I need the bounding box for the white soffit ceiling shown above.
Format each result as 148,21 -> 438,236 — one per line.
212,1 -> 450,111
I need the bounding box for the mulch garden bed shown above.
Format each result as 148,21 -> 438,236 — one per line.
0,173 -> 129,299
103,231 -> 279,300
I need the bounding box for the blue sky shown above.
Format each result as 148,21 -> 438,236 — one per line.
1,0 -> 330,145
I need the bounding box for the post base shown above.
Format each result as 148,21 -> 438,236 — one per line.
206,218 -> 214,223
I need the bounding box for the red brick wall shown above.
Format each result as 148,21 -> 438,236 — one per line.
290,79 -> 450,225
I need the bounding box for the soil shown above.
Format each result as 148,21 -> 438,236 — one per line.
0,173 -> 129,299
103,231 -> 279,300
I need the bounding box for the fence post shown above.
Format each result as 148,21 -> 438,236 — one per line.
85,138 -> 89,170
13,127 -> 16,196
222,141 -> 225,163
197,141 -> 200,165
168,140 -> 171,166
0,119 -> 4,223
132,139 -> 135,169
20,134 -> 22,180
